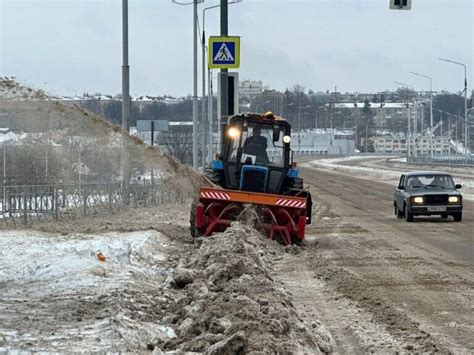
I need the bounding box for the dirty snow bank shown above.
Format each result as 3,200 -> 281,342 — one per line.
0,78 -> 200,194
159,223 -> 325,354
0,208 -> 329,353
0,77 -> 48,100
0,230 -> 177,352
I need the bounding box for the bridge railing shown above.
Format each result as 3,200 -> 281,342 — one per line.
0,179 -> 178,225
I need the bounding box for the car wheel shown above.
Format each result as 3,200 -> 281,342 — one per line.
441,213 -> 448,219
452,212 -> 462,222
395,204 -> 403,219
404,204 -> 414,222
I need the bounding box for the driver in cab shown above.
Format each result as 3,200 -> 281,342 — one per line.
243,127 -> 269,164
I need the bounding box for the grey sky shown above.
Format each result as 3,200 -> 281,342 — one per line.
1,0 -> 472,97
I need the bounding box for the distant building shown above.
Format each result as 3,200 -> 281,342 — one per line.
239,80 -> 263,99
250,90 -> 284,115
374,134 -> 452,156
309,91 -> 331,105
332,102 -> 410,129
292,129 -> 355,156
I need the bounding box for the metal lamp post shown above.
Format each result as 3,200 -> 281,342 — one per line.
172,0 -> 204,169
410,72 -> 433,157
439,58 -> 468,163
297,105 -> 310,154
395,82 -> 415,158
254,100 -> 271,113
201,1 -> 242,166
315,106 -> 327,130
281,102 -> 294,117
432,107 -> 469,160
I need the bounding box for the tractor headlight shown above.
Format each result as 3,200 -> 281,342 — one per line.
283,135 -> 291,144
227,127 -> 240,139
448,196 -> 460,203
412,196 -> 424,204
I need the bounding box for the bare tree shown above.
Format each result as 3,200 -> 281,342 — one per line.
159,130 -> 193,164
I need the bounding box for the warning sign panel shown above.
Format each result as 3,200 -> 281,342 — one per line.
208,36 -> 240,69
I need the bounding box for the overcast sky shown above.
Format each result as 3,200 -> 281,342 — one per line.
1,0 -> 472,97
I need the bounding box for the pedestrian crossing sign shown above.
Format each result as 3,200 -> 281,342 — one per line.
208,36 -> 240,69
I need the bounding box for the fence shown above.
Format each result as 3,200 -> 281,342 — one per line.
0,179 -> 178,225
407,155 -> 474,167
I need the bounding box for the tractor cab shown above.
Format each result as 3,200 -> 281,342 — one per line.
212,112 -> 298,195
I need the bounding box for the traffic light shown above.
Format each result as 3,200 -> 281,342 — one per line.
390,0 -> 411,10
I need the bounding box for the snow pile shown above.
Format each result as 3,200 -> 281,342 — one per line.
0,77 -> 48,100
0,78 -> 200,195
0,131 -> 27,143
158,223 -> 325,354
0,230 -> 177,352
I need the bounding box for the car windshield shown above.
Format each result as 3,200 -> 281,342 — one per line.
406,175 -> 455,189
228,122 -> 286,168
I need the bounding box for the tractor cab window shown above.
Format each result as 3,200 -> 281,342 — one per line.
226,121 -> 287,168
241,125 -> 285,167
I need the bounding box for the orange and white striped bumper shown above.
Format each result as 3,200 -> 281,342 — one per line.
199,187 -> 307,209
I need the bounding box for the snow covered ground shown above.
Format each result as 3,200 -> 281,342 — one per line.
306,156 -> 474,201
0,230 -> 177,352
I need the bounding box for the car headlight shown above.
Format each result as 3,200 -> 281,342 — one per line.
283,135 -> 291,144
448,196 -> 460,203
412,196 -> 424,204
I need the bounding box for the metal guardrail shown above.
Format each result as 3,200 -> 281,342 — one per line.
407,155 -> 474,167
0,179 -> 178,225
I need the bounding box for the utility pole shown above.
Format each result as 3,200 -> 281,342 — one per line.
440,111 -> 443,155
121,0 -> 131,200
407,104 -> 411,158
192,0 -> 199,169
208,66 -> 213,163
202,2 -> 241,165
297,105 -> 310,154
448,114 -> 451,159
439,58 -> 468,163
201,14 -> 206,170
122,0 -> 130,135
410,72 -> 433,157
219,0 -> 228,150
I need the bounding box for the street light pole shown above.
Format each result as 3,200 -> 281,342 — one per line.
201,1 -> 241,165
203,4 -> 220,167
172,0 -> 205,168
121,0 -> 131,194
439,58 -> 468,163
410,72 -> 433,157
297,105 -> 310,154
192,0 -> 199,169
314,106 -> 327,130
281,102 -> 294,118
200,8 -> 207,170
395,82 -> 415,159
219,0 -> 228,155
254,100 -> 271,113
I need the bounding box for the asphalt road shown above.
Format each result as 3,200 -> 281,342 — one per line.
279,166 -> 473,353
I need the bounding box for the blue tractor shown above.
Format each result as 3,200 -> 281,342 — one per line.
191,112 -> 312,245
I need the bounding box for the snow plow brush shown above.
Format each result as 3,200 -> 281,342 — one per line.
191,187 -> 309,246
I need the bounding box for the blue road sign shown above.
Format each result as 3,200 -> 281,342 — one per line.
208,36 -> 240,69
